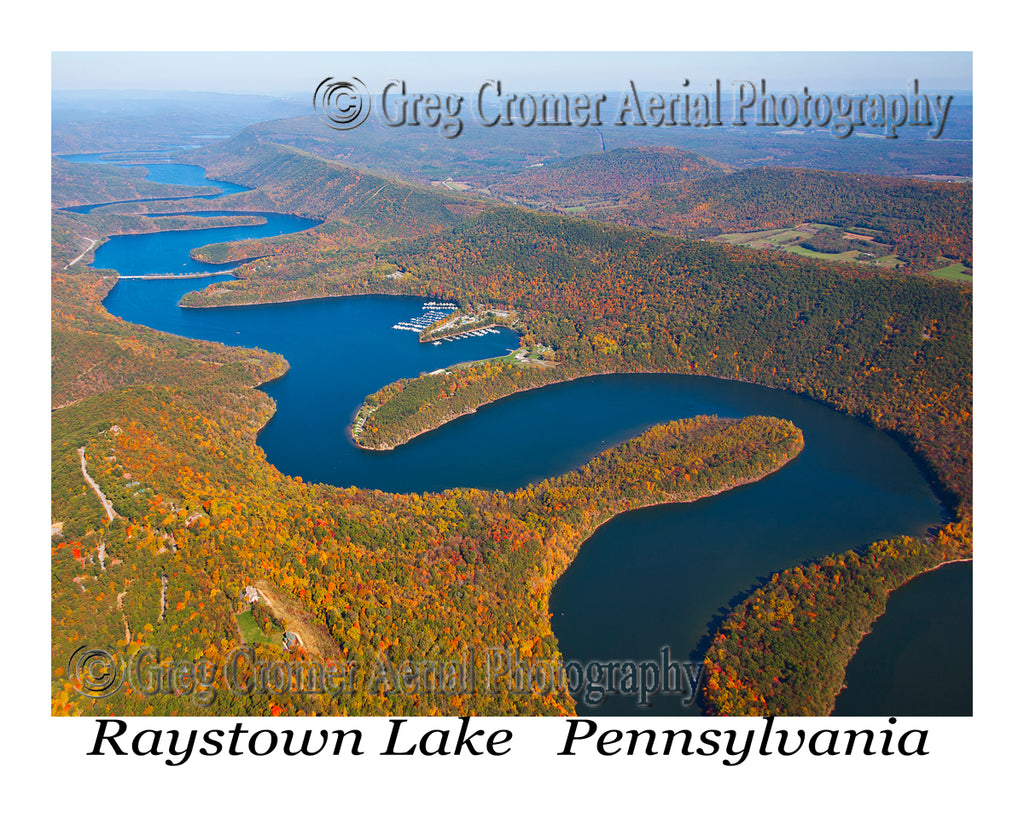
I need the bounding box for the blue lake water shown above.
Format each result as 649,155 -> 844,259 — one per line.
92,212 -> 318,276
59,158 -> 249,213
68,154 -> 970,716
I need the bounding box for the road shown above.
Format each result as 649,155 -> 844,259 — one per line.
64,237 -> 96,269
78,446 -> 118,522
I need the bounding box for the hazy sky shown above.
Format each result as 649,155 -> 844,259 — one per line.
51,52 -> 972,96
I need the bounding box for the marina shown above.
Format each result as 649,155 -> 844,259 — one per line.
443,327 -> 502,341
392,303 -> 505,343
391,303 -> 457,332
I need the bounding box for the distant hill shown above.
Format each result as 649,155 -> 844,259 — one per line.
595,166 -> 973,272
185,130 -> 486,234
201,114 -> 608,183
51,91 -> 307,153
478,146 -> 727,206
224,107 -> 972,182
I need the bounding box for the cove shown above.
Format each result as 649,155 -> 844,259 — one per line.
76,156 -> 964,716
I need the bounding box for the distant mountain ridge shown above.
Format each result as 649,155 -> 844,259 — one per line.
185,130 -> 486,233
479,146 -> 728,206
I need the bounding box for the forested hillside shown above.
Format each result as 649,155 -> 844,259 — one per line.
703,516 -> 972,715
187,133 -> 486,228
364,207 -> 971,514
481,146 -> 727,206
597,166 -> 972,272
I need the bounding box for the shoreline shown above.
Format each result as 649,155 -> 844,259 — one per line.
340,335 -> 959,520
349,366 -> 620,451
119,269 -> 238,280
536,424 -> 806,714
194,279 -> 956,503
179,285 -> 431,310
827,555 -> 973,714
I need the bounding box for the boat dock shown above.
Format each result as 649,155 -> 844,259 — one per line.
392,302 -> 457,332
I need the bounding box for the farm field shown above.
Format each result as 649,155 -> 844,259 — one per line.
929,260 -> 974,282
713,223 -> 901,268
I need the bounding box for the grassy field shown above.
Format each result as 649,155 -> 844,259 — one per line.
716,227 -> 811,245
235,610 -> 282,647
783,243 -> 864,263
929,261 -> 974,282
449,345 -> 555,371
713,224 -> 900,269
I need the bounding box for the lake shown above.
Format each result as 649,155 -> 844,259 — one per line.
58,157 -> 251,214
91,212 -> 318,276
71,155 -> 968,716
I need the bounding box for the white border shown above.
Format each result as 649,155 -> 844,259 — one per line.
15,1 -> 1016,812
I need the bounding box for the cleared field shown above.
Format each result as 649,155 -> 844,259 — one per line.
235,610 -> 282,646
713,224 -> 899,268
256,583 -> 343,660
784,244 -> 863,262
716,227 -> 813,244
450,345 -> 555,370
929,262 -> 973,282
